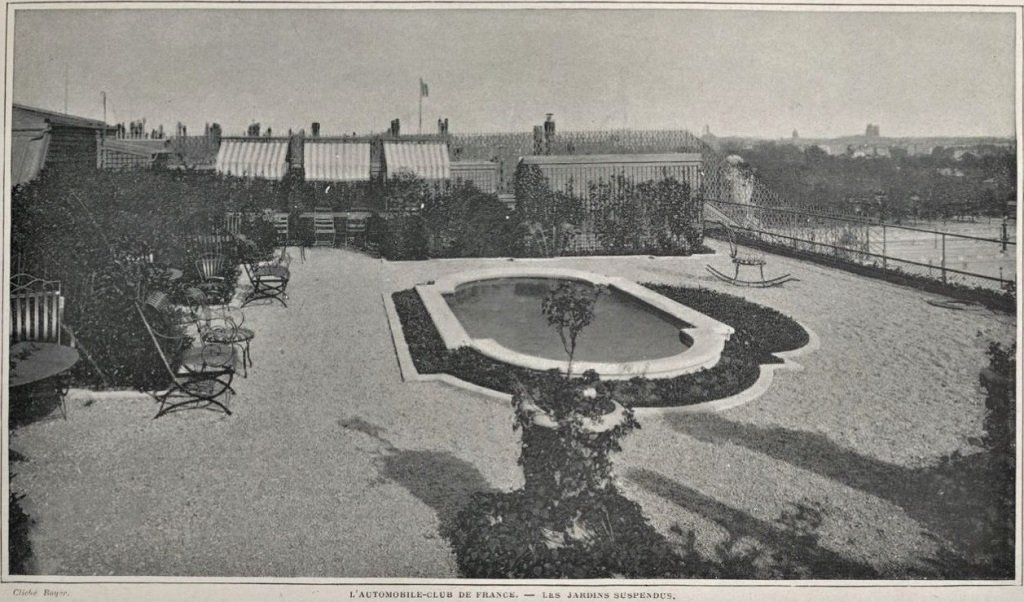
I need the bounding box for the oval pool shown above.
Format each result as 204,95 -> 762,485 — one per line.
444,277 -> 691,363
415,268 -> 732,379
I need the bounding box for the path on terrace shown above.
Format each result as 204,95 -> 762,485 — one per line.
11,248 -> 521,577
10,244 -> 1016,578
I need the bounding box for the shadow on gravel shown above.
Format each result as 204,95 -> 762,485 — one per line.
627,467 -> 880,579
381,449 -> 499,538
9,386 -> 65,429
339,416 -> 498,538
663,413 -> 1014,578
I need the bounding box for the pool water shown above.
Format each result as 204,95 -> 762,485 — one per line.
443,278 -> 692,363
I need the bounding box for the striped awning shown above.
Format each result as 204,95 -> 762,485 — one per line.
304,140 -> 371,182
215,139 -> 289,180
383,141 -> 450,180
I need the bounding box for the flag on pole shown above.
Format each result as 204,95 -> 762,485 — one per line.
420,79 -> 429,98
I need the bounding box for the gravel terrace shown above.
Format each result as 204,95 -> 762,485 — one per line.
9,242 -> 1016,577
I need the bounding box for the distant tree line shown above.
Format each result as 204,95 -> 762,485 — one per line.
723,142 -> 1016,223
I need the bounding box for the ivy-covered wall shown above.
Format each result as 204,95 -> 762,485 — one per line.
513,164 -> 704,257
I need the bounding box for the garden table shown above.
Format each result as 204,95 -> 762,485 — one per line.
200,325 -> 255,377
9,341 -> 80,419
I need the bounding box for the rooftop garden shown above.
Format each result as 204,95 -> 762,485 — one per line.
6,161 -> 1016,581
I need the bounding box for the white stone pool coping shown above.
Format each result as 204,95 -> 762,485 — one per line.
381,286 -> 819,415
415,267 -> 734,381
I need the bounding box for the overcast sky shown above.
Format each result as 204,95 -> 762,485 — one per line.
11,8 -> 1019,139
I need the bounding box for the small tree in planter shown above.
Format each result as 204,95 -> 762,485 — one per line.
512,375 -> 639,547
541,281 -> 604,378
449,282 -> 686,578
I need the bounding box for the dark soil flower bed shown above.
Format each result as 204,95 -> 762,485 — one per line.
392,283 -> 810,407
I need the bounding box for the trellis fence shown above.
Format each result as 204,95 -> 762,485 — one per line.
449,129 -> 707,193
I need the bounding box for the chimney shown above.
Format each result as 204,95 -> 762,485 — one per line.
544,113 -> 555,139
543,114 -> 555,154
390,119 -> 400,137
248,122 -> 261,137
312,122 -> 320,137
290,131 -> 304,170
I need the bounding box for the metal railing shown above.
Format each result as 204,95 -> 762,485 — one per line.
707,200 -> 1017,292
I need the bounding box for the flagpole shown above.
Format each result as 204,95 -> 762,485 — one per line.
418,78 -> 423,135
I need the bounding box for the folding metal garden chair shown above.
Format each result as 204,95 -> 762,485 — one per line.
273,213 -> 290,246
272,212 -> 306,261
241,258 -> 290,308
225,212 -> 243,236
10,273 -> 65,344
195,253 -> 231,302
313,207 -> 336,247
135,292 -> 238,418
9,274 -> 77,419
343,217 -> 367,248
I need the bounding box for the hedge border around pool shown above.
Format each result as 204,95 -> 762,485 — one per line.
383,283 -> 817,411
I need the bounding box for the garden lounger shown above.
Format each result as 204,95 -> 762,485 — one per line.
135,292 -> 238,418
705,220 -> 796,288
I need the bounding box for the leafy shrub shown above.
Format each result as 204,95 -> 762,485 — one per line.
449,372 -> 693,578
422,182 -> 519,257
381,214 -> 429,260
642,284 -> 810,363
239,211 -> 281,262
391,289 -> 450,374
592,176 -> 702,255
514,164 -> 585,258
377,170 -> 706,261
513,375 -> 635,495
291,180 -> 377,212
920,341 -> 1017,578
391,284 -> 809,407
978,341 -> 1016,574
512,166 -> 704,257
364,214 -> 386,254
290,208 -> 315,247
10,165 -> 268,387
8,490 -> 33,574
450,488 -> 688,578
981,341 -> 1016,452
